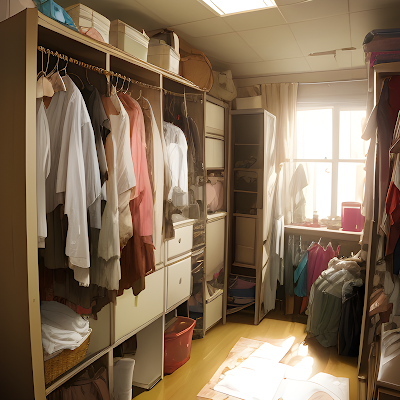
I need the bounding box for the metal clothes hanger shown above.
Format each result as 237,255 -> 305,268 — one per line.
117,77 -> 126,93
85,68 -> 93,89
37,51 -> 54,99
68,72 -> 85,90
124,80 -> 131,95
136,89 -> 142,101
59,57 -> 68,76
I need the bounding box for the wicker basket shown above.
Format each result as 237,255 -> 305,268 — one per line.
44,334 -> 91,385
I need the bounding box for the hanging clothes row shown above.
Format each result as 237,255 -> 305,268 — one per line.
162,91 -> 205,249
36,48 -> 170,317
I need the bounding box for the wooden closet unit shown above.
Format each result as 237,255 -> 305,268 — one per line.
0,8 -> 206,399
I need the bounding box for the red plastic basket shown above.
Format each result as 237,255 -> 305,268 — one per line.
164,317 -> 196,374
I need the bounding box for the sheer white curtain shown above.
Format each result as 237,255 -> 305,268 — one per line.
262,83 -> 298,224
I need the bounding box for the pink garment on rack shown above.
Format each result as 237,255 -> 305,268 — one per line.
306,242 -> 336,297
118,93 -> 153,237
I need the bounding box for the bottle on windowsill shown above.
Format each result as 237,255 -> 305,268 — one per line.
313,211 -> 319,226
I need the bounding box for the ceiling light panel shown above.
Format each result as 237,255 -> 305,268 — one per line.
201,0 -> 276,16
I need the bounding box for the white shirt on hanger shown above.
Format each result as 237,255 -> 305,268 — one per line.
163,122 -> 188,207
45,75 -> 101,286
109,91 -> 136,249
36,100 -> 51,248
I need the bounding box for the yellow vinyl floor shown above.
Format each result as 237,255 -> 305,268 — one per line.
134,310 -> 358,400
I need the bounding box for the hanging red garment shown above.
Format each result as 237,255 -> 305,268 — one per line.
117,93 -> 155,296
299,242 -> 337,314
385,159 -> 400,255
307,242 -> 336,297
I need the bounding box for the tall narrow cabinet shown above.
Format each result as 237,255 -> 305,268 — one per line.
227,109 -> 276,325
189,95 -> 229,337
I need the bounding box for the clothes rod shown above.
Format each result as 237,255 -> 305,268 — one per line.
37,46 -> 161,92
38,46 -> 204,98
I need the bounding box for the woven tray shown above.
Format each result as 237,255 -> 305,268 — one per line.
44,334 -> 90,386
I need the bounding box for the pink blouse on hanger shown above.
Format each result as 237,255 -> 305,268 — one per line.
118,93 -> 153,237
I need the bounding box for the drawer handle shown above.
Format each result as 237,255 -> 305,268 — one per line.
179,278 -> 182,284
178,238 -> 181,243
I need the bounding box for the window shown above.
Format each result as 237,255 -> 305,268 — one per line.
294,107 -> 367,220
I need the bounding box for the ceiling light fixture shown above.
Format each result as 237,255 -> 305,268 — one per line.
200,0 -> 277,16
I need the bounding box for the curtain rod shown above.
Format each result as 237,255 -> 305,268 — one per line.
299,79 -> 367,85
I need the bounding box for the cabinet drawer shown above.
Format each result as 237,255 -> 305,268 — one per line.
206,101 -> 224,136
235,217 -> 256,265
205,137 -> 224,169
167,224 -> 193,261
167,257 -> 191,311
205,293 -> 223,330
235,245 -> 255,265
115,269 -> 164,342
236,217 -> 256,247
206,217 -> 225,281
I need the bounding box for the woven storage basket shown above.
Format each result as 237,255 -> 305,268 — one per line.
44,334 -> 90,385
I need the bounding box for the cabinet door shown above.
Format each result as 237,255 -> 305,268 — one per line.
206,217 -> 225,281
205,294 -> 223,330
206,101 -> 224,136
205,137 -> 224,169
115,269 -> 164,341
167,257 -> 191,311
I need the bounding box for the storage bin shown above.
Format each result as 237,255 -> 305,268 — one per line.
65,4 -> 110,43
164,317 -> 196,374
148,41 -> 180,74
233,95 -> 263,110
110,20 -> 150,61
44,333 -> 91,385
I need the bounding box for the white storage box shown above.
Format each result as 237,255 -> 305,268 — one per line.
148,41 -> 180,74
65,4 -> 110,43
110,20 -> 150,61
234,96 -> 263,110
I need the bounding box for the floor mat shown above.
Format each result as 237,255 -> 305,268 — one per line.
197,337 -> 349,400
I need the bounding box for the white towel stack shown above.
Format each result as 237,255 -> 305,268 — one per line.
41,301 -> 91,355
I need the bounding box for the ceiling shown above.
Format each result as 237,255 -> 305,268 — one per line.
57,0 -> 400,79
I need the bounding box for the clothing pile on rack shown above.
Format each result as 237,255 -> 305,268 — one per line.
36,47 -> 169,321
306,257 -> 364,348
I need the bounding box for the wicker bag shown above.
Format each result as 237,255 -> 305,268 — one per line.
44,334 -> 90,385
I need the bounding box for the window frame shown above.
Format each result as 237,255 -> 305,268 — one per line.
294,104 -> 367,218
